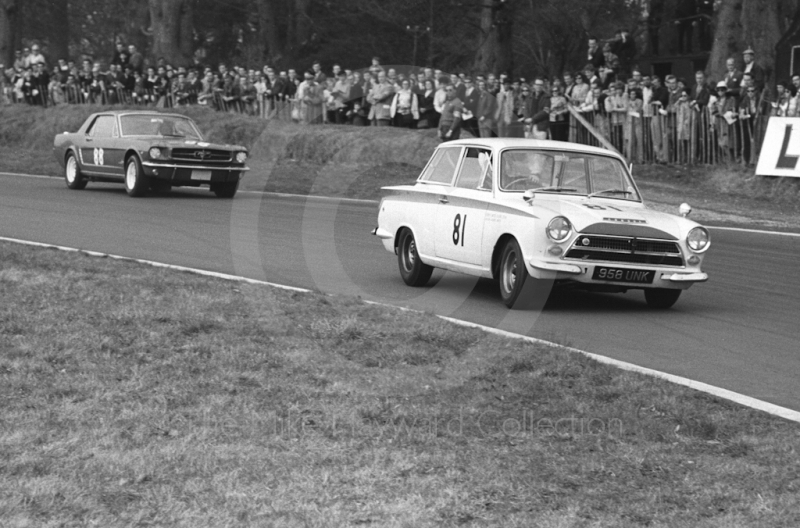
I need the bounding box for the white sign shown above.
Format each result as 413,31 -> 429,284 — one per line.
756,117 -> 800,177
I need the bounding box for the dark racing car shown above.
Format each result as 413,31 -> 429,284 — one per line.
53,111 -> 249,198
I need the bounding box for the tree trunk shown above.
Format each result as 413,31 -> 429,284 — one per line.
0,0 -> 17,67
707,0 -> 784,82
148,0 -> 193,66
472,0 -> 513,75
257,0 -> 282,64
48,0 -> 69,62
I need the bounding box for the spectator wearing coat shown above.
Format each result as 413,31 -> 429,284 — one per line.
390,79 -> 419,128
461,76 -> 480,137
495,79 -> 516,137
418,79 -> 438,129
476,79 -> 497,138
741,48 -> 765,93
723,57 -> 743,99
523,78 -> 550,139
367,70 -> 395,126
438,84 -> 464,141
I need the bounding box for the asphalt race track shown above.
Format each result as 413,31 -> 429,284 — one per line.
3,174 -> 800,411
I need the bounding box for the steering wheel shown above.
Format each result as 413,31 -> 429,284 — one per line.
504,176 -> 540,190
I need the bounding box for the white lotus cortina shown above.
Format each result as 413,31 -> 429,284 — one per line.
373,138 -> 709,309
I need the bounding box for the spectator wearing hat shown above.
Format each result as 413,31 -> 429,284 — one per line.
711,80 -> 738,163
523,78 -> 550,140
741,48 -> 764,93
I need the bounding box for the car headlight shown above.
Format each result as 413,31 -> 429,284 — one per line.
236,152 -> 247,163
546,216 -> 572,242
687,227 -> 710,252
149,147 -> 162,159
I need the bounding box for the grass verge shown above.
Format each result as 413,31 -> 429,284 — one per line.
1,240 -> 800,527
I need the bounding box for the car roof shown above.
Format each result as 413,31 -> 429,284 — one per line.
94,110 -> 192,119
439,138 -> 623,160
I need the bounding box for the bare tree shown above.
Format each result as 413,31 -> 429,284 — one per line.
48,0 -> 69,62
0,0 -> 17,66
707,0 -> 798,82
148,0 -> 193,65
472,0 -> 514,74
257,0 -> 283,64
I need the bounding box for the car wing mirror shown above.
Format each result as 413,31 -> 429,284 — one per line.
523,189 -> 535,204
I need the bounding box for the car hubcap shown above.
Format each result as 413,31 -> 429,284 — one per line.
403,237 -> 416,271
502,250 -> 517,294
126,162 -> 137,189
66,157 -> 76,183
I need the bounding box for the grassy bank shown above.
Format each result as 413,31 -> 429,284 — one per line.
3,103 -> 800,226
1,241 -> 800,526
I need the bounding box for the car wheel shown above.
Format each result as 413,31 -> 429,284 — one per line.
64,153 -> 87,190
644,288 -> 681,309
499,238 -> 528,308
124,156 -> 149,197
397,228 -> 433,286
212,180 -> 239,198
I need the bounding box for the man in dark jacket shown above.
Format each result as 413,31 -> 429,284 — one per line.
461,76 -> 481,137
523,78 -> 550,139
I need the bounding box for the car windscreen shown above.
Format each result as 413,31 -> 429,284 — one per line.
119,115 -> 203,140
499,149 -> 640,201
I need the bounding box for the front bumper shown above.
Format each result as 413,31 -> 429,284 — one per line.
529,258 -> 707,289
141,161 -> 249,183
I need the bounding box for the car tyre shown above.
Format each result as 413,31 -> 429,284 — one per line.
397,228 -> 433,286
499,238 -> 529,308
124,155 -> 149,197
644,288 -> 681,309
64,152 -> 87,190
212,180 -> 239,198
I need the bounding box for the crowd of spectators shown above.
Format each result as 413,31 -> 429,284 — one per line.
0,30 -> 779,164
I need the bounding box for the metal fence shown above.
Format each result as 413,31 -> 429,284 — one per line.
566,103 -> 768,166
1,82 -> 770,166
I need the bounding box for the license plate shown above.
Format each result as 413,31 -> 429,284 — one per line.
191,170 -> 212,181
592,266 -> 654,284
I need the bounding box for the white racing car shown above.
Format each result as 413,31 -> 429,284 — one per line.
373,139 -> 709,309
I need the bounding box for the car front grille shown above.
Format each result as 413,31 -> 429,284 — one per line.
171,148 -> 231,163
565,234 -> 684,267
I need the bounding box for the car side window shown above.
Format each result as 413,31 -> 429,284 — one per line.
89,116 -> 115,138
419,147 -> 461,185
455,147 -> 492,190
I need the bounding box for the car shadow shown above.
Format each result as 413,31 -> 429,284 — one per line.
467,277 -> 649,313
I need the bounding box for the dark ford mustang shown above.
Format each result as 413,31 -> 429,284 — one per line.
53,111 -> 249,198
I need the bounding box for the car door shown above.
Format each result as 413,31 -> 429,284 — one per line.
434,147 -> 492,266
412,146 -> 463,257
79,115 -> 123,176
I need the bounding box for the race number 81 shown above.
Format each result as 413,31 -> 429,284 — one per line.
453,213 -> 467,246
